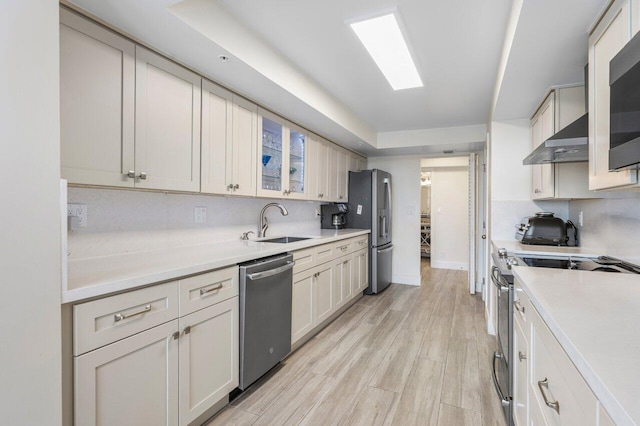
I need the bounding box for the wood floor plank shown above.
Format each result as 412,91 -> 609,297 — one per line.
315,303 -> 371,342
368,329 -> 424,393
340,386 -> 398,426
387,358 -> 444,426
478,366 -> 507,426
310,320 -> 374,377
300,347 -> 385,425
359,309 -> 407,352
441,338 -> 482,411
253,371 -> 334,426
204,405 -> 259,426
436,404 -> 482,426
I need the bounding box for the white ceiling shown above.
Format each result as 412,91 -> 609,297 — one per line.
66,0 -> 609,157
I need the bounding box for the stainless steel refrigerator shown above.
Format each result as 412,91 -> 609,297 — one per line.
347,169 -> 393,294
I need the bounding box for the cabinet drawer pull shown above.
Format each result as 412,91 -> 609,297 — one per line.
114,304 -> 151,322
340,246 -> 348,251
126,170 -> 136,179
172,331 -> 180,340
537,378 -> 560,414
234,184 -> 239,190
343,260 -> 349,265
183,325 -> 191,335
138,172 -> 147,180
519,351 -> 527,362
514,301 -> 525,314
227,184 -> 233,190
200,283 -> 224,296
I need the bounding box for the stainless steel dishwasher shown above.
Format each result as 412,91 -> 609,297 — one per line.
238,253 -> 294,390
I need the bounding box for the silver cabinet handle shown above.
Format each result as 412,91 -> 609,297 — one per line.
538,378 -> 560,414
138,172 -> 147,180
514,301 -> 525,314
247,261 -> 295,280
126,170 -> 136,179
319,193 -> 323,198
183,325 -> 191,335
338,195 -> 344,199
343,260 -> 349,265
313,272 -> 320,279
114,304 -> 151,322
227,184 -> 233,191
234,184 -> 239,190
200,283 -> 223,295
340,246 -> 348,251
172,331 -> 180,340
519,351 -> 527,362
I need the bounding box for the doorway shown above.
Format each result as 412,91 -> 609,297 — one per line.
420,171 -> 431,260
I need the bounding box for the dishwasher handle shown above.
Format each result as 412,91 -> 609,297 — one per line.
246,261 -> 295,281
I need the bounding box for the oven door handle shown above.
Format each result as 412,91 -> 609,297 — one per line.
491,266 -> 509,292
491,352 -> 511,407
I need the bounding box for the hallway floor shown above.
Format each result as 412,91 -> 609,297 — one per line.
206,260 -> 506,426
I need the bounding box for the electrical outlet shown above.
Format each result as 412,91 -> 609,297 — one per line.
67,203 -> 87,228
578,211 -> 584,227
194,206 -> 207,224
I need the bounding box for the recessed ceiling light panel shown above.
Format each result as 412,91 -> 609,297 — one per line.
349,12 -> 423,91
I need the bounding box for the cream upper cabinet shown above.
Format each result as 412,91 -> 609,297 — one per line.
327,146 -> 339,202
257,109 -> 287,197
201,80 -> 257,196
286,122 -> 309,200
60,9 -> 135,188
530,87 -> 600,200
178,297 -> 238,426
307,134 -> 330,201
336,149 -> 349,201
531,93 -> 555,199
134,47 -> 201,192
589,0 -> 639,190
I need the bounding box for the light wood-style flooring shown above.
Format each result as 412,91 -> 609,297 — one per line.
206,259 -> 506,426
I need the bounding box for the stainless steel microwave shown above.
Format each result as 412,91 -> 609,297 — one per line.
610,30 -> 640,171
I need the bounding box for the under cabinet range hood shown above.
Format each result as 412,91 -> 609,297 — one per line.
522,113 -> 589,165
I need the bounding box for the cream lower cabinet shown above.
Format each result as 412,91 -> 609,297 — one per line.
333,255 -> 353,310
515,278 -> 608,426
291,236 -> 368,345
75,320 -> 180,426
589,0 -> 639,190
178,297 -> 238,426
73,266 -> 238,426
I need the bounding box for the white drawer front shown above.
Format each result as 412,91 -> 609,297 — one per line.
74,281 -> 179,355
332,239 -> 353,259
315,243 -> 335,264
352,234 -> 368,251
179,266 -> 238,316
292,247 -> 316,274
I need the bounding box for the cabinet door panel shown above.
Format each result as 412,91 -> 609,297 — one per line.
179,298 -> 238,426
589,0 -> 638,190
539,99 -> 555,198
292,271 -> 314,344
60,10 -> 135,187
327,146 -> 339,201
201,80 -> 233,194
513,319 -> 529,426
337,150 -> 348,201
286,122 -> 308,199
314,264 -> 334,324
135,47 -> 201,192
317,141 -> 329,200
257,109 -> 287,197
232,96 -> 258,196
75,320 -> 179,426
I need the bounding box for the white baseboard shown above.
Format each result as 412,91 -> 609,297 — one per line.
392,274 -> 420,286
430,260 -> 469,270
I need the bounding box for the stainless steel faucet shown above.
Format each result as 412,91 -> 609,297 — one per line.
259,203 -> 289,237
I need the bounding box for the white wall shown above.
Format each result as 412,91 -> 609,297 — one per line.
430,167 -> 470,270
367,156 -> 422,286
0,1 -> 62,424
67,188 -> 322,259
490,119 -> 568,240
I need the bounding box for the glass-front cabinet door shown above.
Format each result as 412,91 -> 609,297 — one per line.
257,109 -> 285,197
286,122 -> 307,200
257,108 -> 308,199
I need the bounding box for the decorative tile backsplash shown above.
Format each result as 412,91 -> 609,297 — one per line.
67,187 -> 322,259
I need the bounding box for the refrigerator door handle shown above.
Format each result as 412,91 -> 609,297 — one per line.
377,245 -> 393,254
384,177 -> 391,238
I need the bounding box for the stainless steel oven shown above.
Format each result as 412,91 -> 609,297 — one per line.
490,253 -> 514,426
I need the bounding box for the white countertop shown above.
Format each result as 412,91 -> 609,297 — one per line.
513,266 -> 640,425
492,239 -> 603,258
65,229 -> 370,304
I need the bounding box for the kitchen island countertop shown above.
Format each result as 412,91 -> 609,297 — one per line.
65,229 -> 370,304
513,266 -> 640,425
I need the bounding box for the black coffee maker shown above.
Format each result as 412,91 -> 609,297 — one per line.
321,203 -> 348,229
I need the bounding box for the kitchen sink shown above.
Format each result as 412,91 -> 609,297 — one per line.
260,236 -> 312,244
